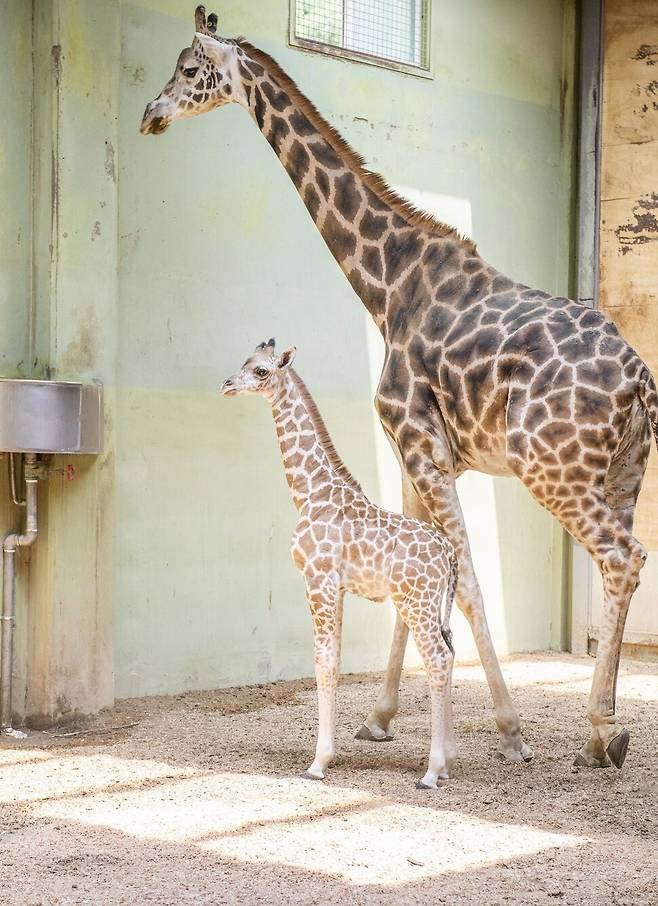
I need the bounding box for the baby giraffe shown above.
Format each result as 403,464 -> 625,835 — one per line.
221,339 -> 457,789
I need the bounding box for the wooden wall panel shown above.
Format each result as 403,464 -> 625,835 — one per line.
600,0 -> 658,551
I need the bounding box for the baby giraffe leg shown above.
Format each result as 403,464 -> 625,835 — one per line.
304,584 -> 343,781
443,647 -> 458,762
394,584 -> 454,790
416,632 -> 454,789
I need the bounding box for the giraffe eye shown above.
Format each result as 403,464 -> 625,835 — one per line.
182,65 -> 199,78
254,367 -> 269,379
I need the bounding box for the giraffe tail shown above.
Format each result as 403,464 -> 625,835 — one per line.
440,551 -> 458,656
638,368 -> 658,451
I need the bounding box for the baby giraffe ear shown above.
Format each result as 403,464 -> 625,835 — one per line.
278,347 -> 296,369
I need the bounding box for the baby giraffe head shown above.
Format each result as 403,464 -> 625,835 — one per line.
221,338 -> 296,400
140,5 -> 245,135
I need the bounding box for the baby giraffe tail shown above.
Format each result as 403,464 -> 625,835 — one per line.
638,369 -> 658,450
441,551 -> 458,655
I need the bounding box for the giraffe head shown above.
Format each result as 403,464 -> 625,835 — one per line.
140,5 -> 244,135
221,339 -> 296,399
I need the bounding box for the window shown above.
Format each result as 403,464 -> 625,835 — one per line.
290,0 -> 431,75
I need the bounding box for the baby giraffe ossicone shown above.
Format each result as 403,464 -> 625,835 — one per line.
222,339 -> 457,789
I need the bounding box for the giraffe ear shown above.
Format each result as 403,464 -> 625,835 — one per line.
278,347 -> 296,369
195,31 -> 227,62
194,5 -> 207,32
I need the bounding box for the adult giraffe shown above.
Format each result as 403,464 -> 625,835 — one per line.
140,6 -> 658,769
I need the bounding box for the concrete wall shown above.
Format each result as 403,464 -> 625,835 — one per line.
2,0 -> 577,718
0,2 -> 34,716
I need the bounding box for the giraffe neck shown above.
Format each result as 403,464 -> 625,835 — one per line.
269,369 -> 361,510
234,43 -> 473,332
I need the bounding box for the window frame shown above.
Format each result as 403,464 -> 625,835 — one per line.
289,0 -> 433,79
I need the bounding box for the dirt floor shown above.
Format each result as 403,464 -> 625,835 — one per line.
1,653 -> 657,906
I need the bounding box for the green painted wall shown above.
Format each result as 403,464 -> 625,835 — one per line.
116,0 -> 576,694
2,0 -> 576,716
0,3 -> 32,377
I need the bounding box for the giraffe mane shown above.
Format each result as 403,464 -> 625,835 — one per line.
238,41 -> 477,254
289,368 -> 363,493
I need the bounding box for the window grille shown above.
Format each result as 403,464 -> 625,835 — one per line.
290,0 -> 431,74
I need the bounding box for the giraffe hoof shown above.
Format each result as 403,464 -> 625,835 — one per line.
302,769 -> 326,781
572,751 -> 611,769
355,723 -> 393,742
496,740 -> 534,763
606,729 -> 630,769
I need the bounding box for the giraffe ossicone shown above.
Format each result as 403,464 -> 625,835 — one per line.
221,340 -> 458,788
142,8 -> 658,770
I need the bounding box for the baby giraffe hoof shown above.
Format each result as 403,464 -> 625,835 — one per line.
606,729 -> 630,769
415,779 -> 437,791
302,768 -> 326,781
415,771 -> 448,790
355,723 -> 393,742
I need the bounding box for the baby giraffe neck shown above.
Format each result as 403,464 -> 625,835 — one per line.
270,370 -> 361,510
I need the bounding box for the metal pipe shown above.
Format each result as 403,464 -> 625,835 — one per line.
1,453 -> 39,735
9,454 -> 26,507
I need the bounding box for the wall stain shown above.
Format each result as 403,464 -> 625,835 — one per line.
51,44 -> 62,76
58,306 -> 99,372
615,193 -> 658,255
104,141 -> 116,183
633,44 -> 658,66
631,79 -> 658,122
91,220 -> 101,241
122,63 -> 145,85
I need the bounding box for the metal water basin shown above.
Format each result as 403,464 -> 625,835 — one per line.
0,379 -> 103,454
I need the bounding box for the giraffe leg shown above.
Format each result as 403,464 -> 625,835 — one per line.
403,457 -> 532,763
455,549 -> 533,763
303,584 -> 344,781
505,379 -> 651,767
519,477 -> 645,768
355,611 -> 407,741
578,532 -> 644,768
355,475 -> 431,741
575,443 -> 648,768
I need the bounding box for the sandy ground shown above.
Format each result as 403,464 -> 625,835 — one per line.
1,653 -> 657,906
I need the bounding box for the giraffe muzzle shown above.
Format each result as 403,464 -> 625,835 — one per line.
140,102 -> 171,136
220,378 -> 238,396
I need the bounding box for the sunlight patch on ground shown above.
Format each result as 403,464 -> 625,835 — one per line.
200,800 -> 580,886
0,748 -> 58,768
36,771 -> 373,841
616,672 -> 658,701
451,658 -> 595,687
450,658 -> 658,703
33,763 -> 581,886
0,753 -> 194,804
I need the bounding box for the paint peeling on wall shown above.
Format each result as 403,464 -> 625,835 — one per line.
632,43 -> 658,65
614,192 -> 658,255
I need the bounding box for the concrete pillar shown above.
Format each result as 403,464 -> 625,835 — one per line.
17,0 -> 119,724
